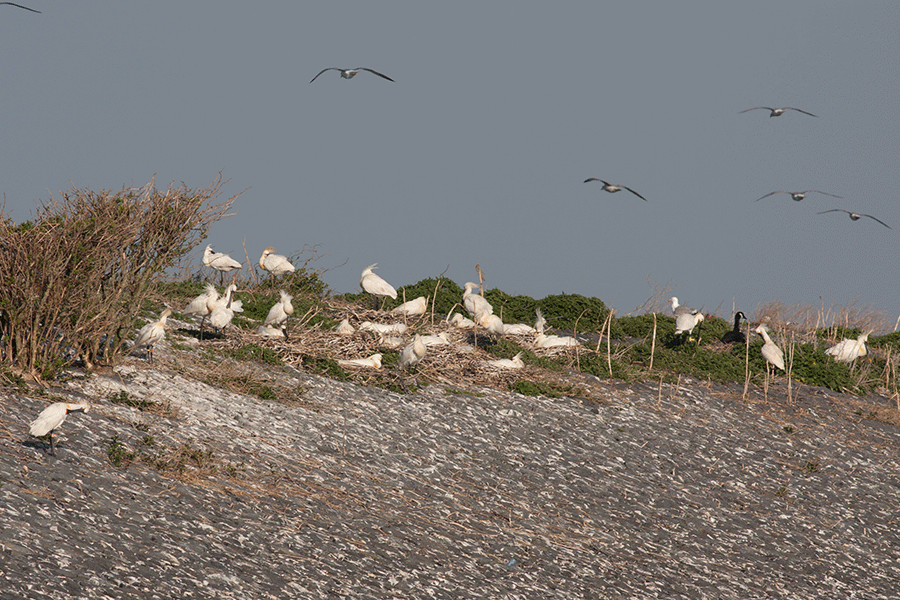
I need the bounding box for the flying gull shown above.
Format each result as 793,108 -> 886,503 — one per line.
310,68 -> 394,83
583,178 -> 647,201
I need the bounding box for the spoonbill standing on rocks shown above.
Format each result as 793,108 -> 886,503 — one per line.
131,308 -> 172,362
755,325 -> 785,397
30,402 -> 89,456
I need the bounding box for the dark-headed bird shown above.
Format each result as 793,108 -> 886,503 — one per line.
721,311 -> 747,344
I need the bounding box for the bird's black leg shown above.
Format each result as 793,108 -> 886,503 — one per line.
49,431 -> 57,456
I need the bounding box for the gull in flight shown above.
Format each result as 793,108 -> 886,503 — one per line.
310,67 -> 394,83
1,3 -> 40,12
584,178 -> 647,201
739,106 -> 817,118
817,209 -> 891,229
755,190 -> 842,202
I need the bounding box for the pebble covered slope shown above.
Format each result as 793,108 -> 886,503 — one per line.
1,360 -> 899,598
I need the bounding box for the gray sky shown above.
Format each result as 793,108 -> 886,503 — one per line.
3,2 -> 899,320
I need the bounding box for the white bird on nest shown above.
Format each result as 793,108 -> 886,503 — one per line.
391,296 -> 427,316
264,290 -> 294,338
359,321 -> 407,335
360,263 -> 397,309
502,322 -> 535,335
488,352 -> 524,369
378,335 -> 406,349
448,311 -> 476,328
335,318 -> 356,335
203,245 -> 242,283
476,310 -> 506,336
463,282 -> 493,318
534,308 -> 548,334
534,331 -> 578,349
30,402 -> 89,456
338,353 -> 383,369
259,247 -> 296,276
825,332 -> 869,363
399,334 -> 427,369
420,332 -> 450,347
131,308 -> 172,362
256,324 -> 287,339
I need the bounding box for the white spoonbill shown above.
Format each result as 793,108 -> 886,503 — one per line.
310,67 -> 394,83
256,324 -> 288,338
399,334 -> 427,369
131,308 -> 172,362
476,310 -> 506,337
584,178 -> 647,201
203,245 -> 242,283
755,325 -> 785,371
739,106 -> 817,117
391,296 -> 427,316
420,332 -> 450,347
534,308 -> 548,334
259,247 -> 296,276
338,353 -> 383,369
1,2 -> 40,12
335,318 -> 356,335
358,321 -> 407,335
488,352 -> 524,369
209,284 -> 237,334
264,290 -> 294,328
755,190 -> 842,202
183,283 -> 219,339
534,332 -> 578,349
30,402 -> 89,456
360,263 -> 397,309
463,282 -> 493,318
817,209 -> 891,229
448,311 -> 476,328
502,322 -> 535,335
825,333 -> 869,363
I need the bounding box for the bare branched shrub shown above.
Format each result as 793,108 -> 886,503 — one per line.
0,175 -> 236,377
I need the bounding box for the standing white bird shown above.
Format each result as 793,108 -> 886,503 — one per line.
817,209 -> 891,229
739,106 -> 817,118
825,333 -> 870,363
583,178 -> 647,201
264,290 -> 294,328
183,283 -> 219,339
310,67 -> 395,83
259,247 -> 296,276
675,311 -> 704,339
399,334 -> 427,369
488,352 -> 525,369
209,284 -> 237,334
30,402 -> 89,456
755,325 -> 785,371
360,263 -> 397,309
202,245 -> 242,284
391,296 -> 427,316
755,190 -> 842,202
463,281 -> 493,318
338,353 -> 383,369
534,308 -> 548,334
476,310 -> 506,336
131,308 -> 172,362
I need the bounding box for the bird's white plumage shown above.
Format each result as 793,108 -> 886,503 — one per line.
259,247 -> 295,276
131,308 -> 172,357
358,321 -> 407,335
338,353 -> 383,369
488,352 -> 524,369
448,312 -> 476,328
360,263 -> 397,301
476,310 -> 506,336
256,324 -> 287,338
183,284 -> 218,320
502,322 -> 535,335
202,245 -> 242,273
399,334 -> 427,369
668,297 -> 694,317
463,282 -> 493,318
534,332 -> 578,348
825,333 -> 869,363
209,285 -> 237,331
30,402 -> 88,437
675,311 -> 704,336
755,325 -> 785,371
264,290 -> 294,327
391,296 -> 427,316
420,332 -> 450,346
335,318 -> 356,335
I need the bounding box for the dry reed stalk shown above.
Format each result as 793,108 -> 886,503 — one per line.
606,309 -> 616,378
786,331 -> 795,405
650,312 -> 657,371
243,237 -> 258,287
742,320 -> 751,401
